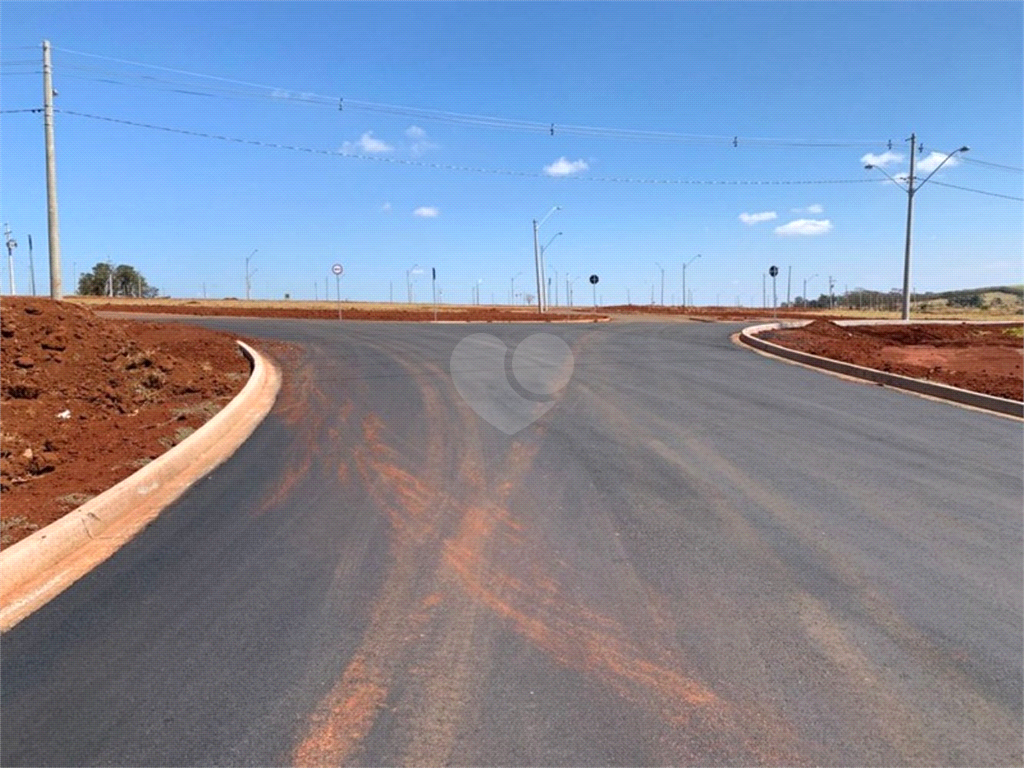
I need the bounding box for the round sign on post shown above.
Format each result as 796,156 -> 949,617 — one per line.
589,274 -> 599,285
332,264 -> 343,320
769,265 -> 779,277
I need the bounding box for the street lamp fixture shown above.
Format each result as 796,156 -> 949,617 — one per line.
533,206 -> 560,312
866,136 -> 969,320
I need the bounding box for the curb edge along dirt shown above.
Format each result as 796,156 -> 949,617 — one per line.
0,340 -> 283,632
739,321 -> 1024,419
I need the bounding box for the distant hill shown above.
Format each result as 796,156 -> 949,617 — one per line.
913,285 -> 1022,313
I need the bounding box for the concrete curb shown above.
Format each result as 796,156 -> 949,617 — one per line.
0,340 -> 283,632
739,321 -> 1023,419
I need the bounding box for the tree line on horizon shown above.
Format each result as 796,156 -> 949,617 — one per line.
77,262 -> 159,298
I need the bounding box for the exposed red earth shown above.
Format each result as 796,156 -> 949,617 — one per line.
82,301 -> 603,323
762,320 -> 1023,401
0,298 -> 272,548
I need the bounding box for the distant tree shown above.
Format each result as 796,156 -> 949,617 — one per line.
948,293 -> 983,308
78,262 -> 158,298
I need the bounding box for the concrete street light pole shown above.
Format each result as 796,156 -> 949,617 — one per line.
407,263 -> 419,303
245,249 -> 257,300
866,135 -> 968,320
533,206 -> 560,312
682,254 -> 700,308
803,273 -> 817,306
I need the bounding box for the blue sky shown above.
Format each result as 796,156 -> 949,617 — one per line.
2,2 -> 1021,306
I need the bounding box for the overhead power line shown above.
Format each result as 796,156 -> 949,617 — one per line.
959,156 -> 1024,173
51,45 -> 886,149
928,180 -> 1023,202
53,108 -> 879,186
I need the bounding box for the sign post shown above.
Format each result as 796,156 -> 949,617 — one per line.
769,265 -> 779,319
432,267 -> 438,322
332,263 -> 343,320
589,274 -> 600,312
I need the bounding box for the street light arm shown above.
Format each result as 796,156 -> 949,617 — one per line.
538,205 -> 561,229
865,164 -> 910,192
914,146 -> 970,191
685,253 -> 701,268
542,231 -> 563,254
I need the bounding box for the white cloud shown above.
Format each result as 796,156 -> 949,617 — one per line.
413,206 -> 439,218
738,211 -> 777,225
403,125 -> 438,156
915,151 -> 962,174
341,131 -> 393,154
381,202 -> 392,212
861,150 -> 903,168
791,203 -> 824,214
544,157 -> 589,176
775,219 -> 833,236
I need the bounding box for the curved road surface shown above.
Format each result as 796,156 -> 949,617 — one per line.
3,320 -> 1021,766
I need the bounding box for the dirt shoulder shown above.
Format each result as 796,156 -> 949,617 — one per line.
0,298 -> 262,548
762,320 -> 1023,401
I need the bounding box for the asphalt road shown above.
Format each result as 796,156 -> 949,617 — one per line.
3,320 -> 1021,766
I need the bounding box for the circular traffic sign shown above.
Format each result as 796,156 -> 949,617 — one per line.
332,263 -> 343,276
589,274 -> 599,285
769,265 -> 779,277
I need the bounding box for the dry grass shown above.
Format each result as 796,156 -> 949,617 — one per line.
68,295 -> 540,313
68,295 -> 1024,322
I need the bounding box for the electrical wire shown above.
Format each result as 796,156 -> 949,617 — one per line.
53,108 -> 880,186
959,156 -> 1024,173
52,45 -> 887,149
928,180 -> 1023,202
0,108 -> 42,114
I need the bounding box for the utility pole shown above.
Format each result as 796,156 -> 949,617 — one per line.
655,262 -> 665,305
43,41 -> 62,300
532,219 -> 544,312
682,254 -> 700,308
829,276 -> 836,309
786,265 -> 792,307
245,249 -> 257,300
762,273 -> 766,308
900,133 -> 917,320
4,224 -> 17,295
27,234 -> 36,295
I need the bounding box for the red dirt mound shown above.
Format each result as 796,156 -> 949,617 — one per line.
763,321 -> 1023,401
0,298 -> 253,547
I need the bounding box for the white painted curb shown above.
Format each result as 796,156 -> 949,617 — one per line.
0,340 -> 282,631
739,321 -> 1023,419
